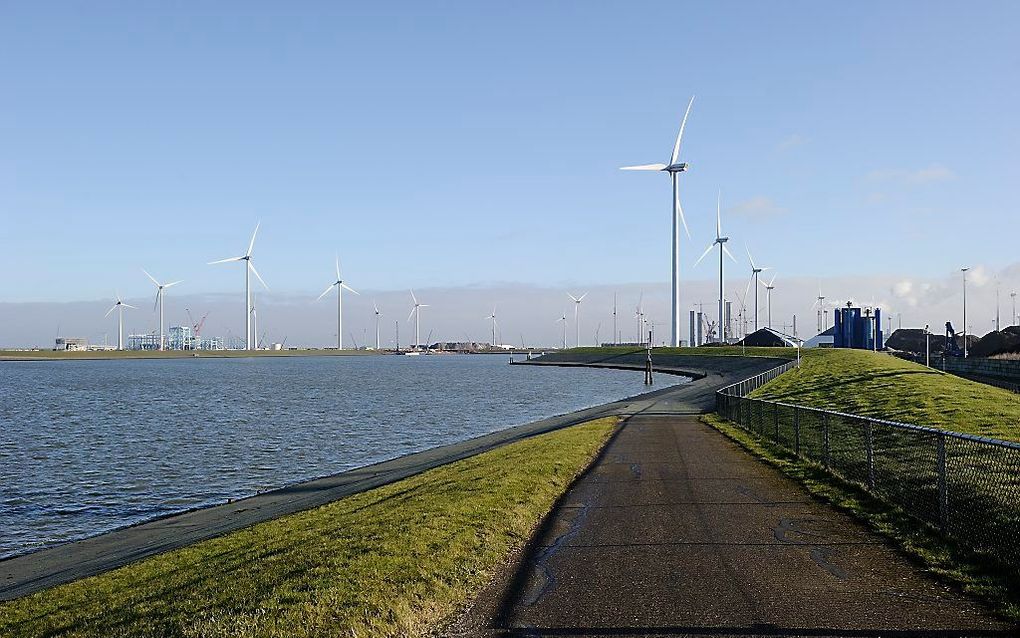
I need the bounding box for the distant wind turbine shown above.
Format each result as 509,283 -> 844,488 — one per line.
694,191 -> 737,342
761,273 -> 778,329
316,255 -> 359,350
407,290 -> 429,350
635,292 -> 644,344
485,306 -> 499,347
208,222 -> 268,350
744,245 -> 771,332
104,292 -> 137,351
556,311 -> 568,349
373,301 -> 382,350
142,270 -> 182,351
621,95 -> 695,347
810,285 -> 826,333
567,293 -> 587,348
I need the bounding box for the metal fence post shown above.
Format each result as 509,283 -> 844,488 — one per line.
822,413 -> 831,468
865,420 -> 875,490
771,402 -> 779,443
937,433 -> 948,533
793,406 -> 800,456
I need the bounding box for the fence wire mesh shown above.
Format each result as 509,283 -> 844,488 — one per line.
716,362 -> 1020,570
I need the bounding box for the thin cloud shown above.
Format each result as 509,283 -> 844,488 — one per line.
866,164 -> 956,185
776,134 -> 808,151
726,196 -> 787,220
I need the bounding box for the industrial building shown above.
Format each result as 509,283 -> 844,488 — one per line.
833,304 -> 883,350
128,326 -> 224,351
54,337 -> 88,351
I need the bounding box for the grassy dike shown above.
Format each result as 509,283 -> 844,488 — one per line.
749,348 -> 1020,441
0,418 -> 617,638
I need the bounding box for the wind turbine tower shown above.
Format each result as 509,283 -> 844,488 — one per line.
694,191 -> 736,343
621,95 -> 695,347
316,255 -> 359,349
556,311 -> 567,349
373,301 -> 382,350
761,274 -> 777,329
408,290 -> 429,350
104,293 -> 137,350
744,246 -> 770,331
142,270 -> 181,351
208,222 -> 267,350
568,293 -> 587,347
486,307 -> 499,347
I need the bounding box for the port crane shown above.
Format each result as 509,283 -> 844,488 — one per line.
945,321 -> 964,357
186,309 -> 210,336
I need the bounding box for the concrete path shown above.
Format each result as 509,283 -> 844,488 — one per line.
1,354 -> 783,601
453,414 -> 1014,636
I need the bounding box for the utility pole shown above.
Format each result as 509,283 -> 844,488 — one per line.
924,324 -> 930,367
395,320 -> 400,353
613,293 -> 618,346
1013,291 -> 1018,327
962,267 -> 969,358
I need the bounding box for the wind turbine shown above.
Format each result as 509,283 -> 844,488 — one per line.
316,255 -> 359,350
694,191 -> 736,343
142,270 -> 181,351
621,95 -> 695,347
556,311 -> 567,349
810,285 -> 827,333
208,222 -> 268,350
485,306 -> 499,347
373,301 -> 382,350
761,273 -> 777,329
744,245 -> 771,332
104,293 -> 137,350
250,295 -> 259,350
407,290 -> 429,350
568,293 -> 587,347
635,292 -> 644,344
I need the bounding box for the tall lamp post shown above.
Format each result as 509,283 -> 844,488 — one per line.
961,267 -> 969,358
924,323 -> 930,368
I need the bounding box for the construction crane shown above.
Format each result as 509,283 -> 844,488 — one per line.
945,322 -> 964,357
185,308 -> 210,336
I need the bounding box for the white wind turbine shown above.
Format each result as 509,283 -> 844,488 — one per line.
104,292 -> 137,350
407,290 -> 429,350
693,191 -> 737,343
761,273 -> 778,329
250,295 -> 259,349
634,292 -> 645,344
208,222 -> 268,350
621,95 -> 695,347
744,245 -> 771,332
485,306 -> 499,347
567,293 -> 587,348
810,285 -> 826,333
316,255 -> 359,350
142,270 -> 182,351
373,301 -> 382,350
556,311 -> 568,349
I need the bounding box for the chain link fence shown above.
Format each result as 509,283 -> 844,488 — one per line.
716,363 -> 1020,571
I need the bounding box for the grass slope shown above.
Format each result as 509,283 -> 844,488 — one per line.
0,418 -> 616,638
752,349 -> 1020,442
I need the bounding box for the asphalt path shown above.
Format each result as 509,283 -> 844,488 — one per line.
1,354 -> 782,601
449,355 -> 1015,637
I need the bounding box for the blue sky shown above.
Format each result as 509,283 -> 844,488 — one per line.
1,3 -> 1018,345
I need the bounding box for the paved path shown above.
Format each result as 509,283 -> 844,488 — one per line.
1,354 -> 782,601
453,418 -> 1013,636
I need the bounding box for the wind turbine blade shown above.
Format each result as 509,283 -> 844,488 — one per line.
567,293 -> 578,302
578,293 -> 587,302
693,243 -> 715,267
207,256 -> 244,265
164,280 -> 183,288
335,254 -> 342,281
142,269 -> 160,286
373,301 -> 380,314
744,273 -> 754,303
122,303 -> 137,310
105,304 -> 118,318
418,304 -> 430,308
675,182 -> 691,239
745,243 -> 756,268
341,283 -> 359,295
246,221 -> 261,257
316,283 -> 336,301
723,244 -> 738,263
620,163 -> 667,171
716,190 -> 722,238
670,95 -> 695,165
410,289 -> 417,304
248,262 -> 268,290
153,291 -> 160,312
768,273 -> 778,286
407,307 -> 416,323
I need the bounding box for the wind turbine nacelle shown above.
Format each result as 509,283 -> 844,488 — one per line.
667,162 -> 689,172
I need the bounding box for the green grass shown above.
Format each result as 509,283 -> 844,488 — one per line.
0,348 -> 385,361
749,348 -> 1020,442
702,413 -> 1020,622
0,418 -> 617,638
563,345 -> 798,359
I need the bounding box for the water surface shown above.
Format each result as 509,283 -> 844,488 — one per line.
0,354 -> 683,557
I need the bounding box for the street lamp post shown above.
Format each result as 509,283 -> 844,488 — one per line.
924,323 -> 930,368
962,267 -> 969,359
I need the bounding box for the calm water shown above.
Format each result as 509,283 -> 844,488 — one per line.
0,355 -> 681,558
